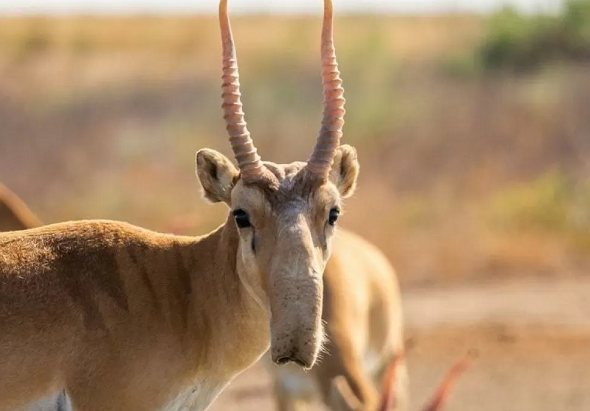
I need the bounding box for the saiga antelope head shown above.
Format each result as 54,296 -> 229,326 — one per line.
195,0 -> 359,369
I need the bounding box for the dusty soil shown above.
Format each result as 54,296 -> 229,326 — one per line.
210,278 -> 590,411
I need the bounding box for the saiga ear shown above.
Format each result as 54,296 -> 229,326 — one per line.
195,149 -> 239,205
329,145 -> 359,198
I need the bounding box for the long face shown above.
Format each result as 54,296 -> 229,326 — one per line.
196,147 -> 359,368
232,163 -> 339,368
206,0 -> 352,369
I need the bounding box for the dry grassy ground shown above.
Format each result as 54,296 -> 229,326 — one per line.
211,278 -> 590,411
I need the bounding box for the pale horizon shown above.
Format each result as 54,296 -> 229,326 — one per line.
0,0 -> 563,15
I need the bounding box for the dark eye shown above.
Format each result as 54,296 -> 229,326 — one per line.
232,209 -> 252,229
328,208 -> 340,226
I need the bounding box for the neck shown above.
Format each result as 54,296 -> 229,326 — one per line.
175,216 -> 270,380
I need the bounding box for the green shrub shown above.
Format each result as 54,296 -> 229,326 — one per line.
477,0 -> 590,71
563,0 -> 590,56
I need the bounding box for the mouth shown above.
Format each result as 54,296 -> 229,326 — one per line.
269,319 -> 325,370
272,351 -> 313,369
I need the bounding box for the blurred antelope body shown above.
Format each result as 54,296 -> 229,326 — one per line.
332,351 -> 474,411
0,1 -> 358,410
272,229 -> 407,411
0,183 -> 42,231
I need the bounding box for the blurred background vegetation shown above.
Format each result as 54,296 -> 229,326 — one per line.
1,0 -> 589,286
479,0 -> 590,71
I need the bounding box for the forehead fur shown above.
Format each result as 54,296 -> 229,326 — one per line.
232,161 -> 340,211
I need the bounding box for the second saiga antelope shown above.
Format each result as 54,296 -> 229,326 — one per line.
0,1 -> 357,410
271,231 -> 408,411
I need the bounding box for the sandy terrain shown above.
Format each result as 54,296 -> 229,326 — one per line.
210,278 -> 590,411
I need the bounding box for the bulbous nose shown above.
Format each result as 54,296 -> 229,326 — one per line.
268,217 -> 324,370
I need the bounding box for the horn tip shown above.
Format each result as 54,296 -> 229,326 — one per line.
219,0 -> 228,18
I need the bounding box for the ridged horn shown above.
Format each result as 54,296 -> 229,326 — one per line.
219,0 -> 264,182
306,0 -> 346,179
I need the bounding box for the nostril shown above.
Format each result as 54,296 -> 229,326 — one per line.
273,355 -> 310,368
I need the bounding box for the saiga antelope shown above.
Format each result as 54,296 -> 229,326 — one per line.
271,230 -> 408,411
0,0 -> 359,410
0,183 -> 42,231
332,351 -> 474,411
